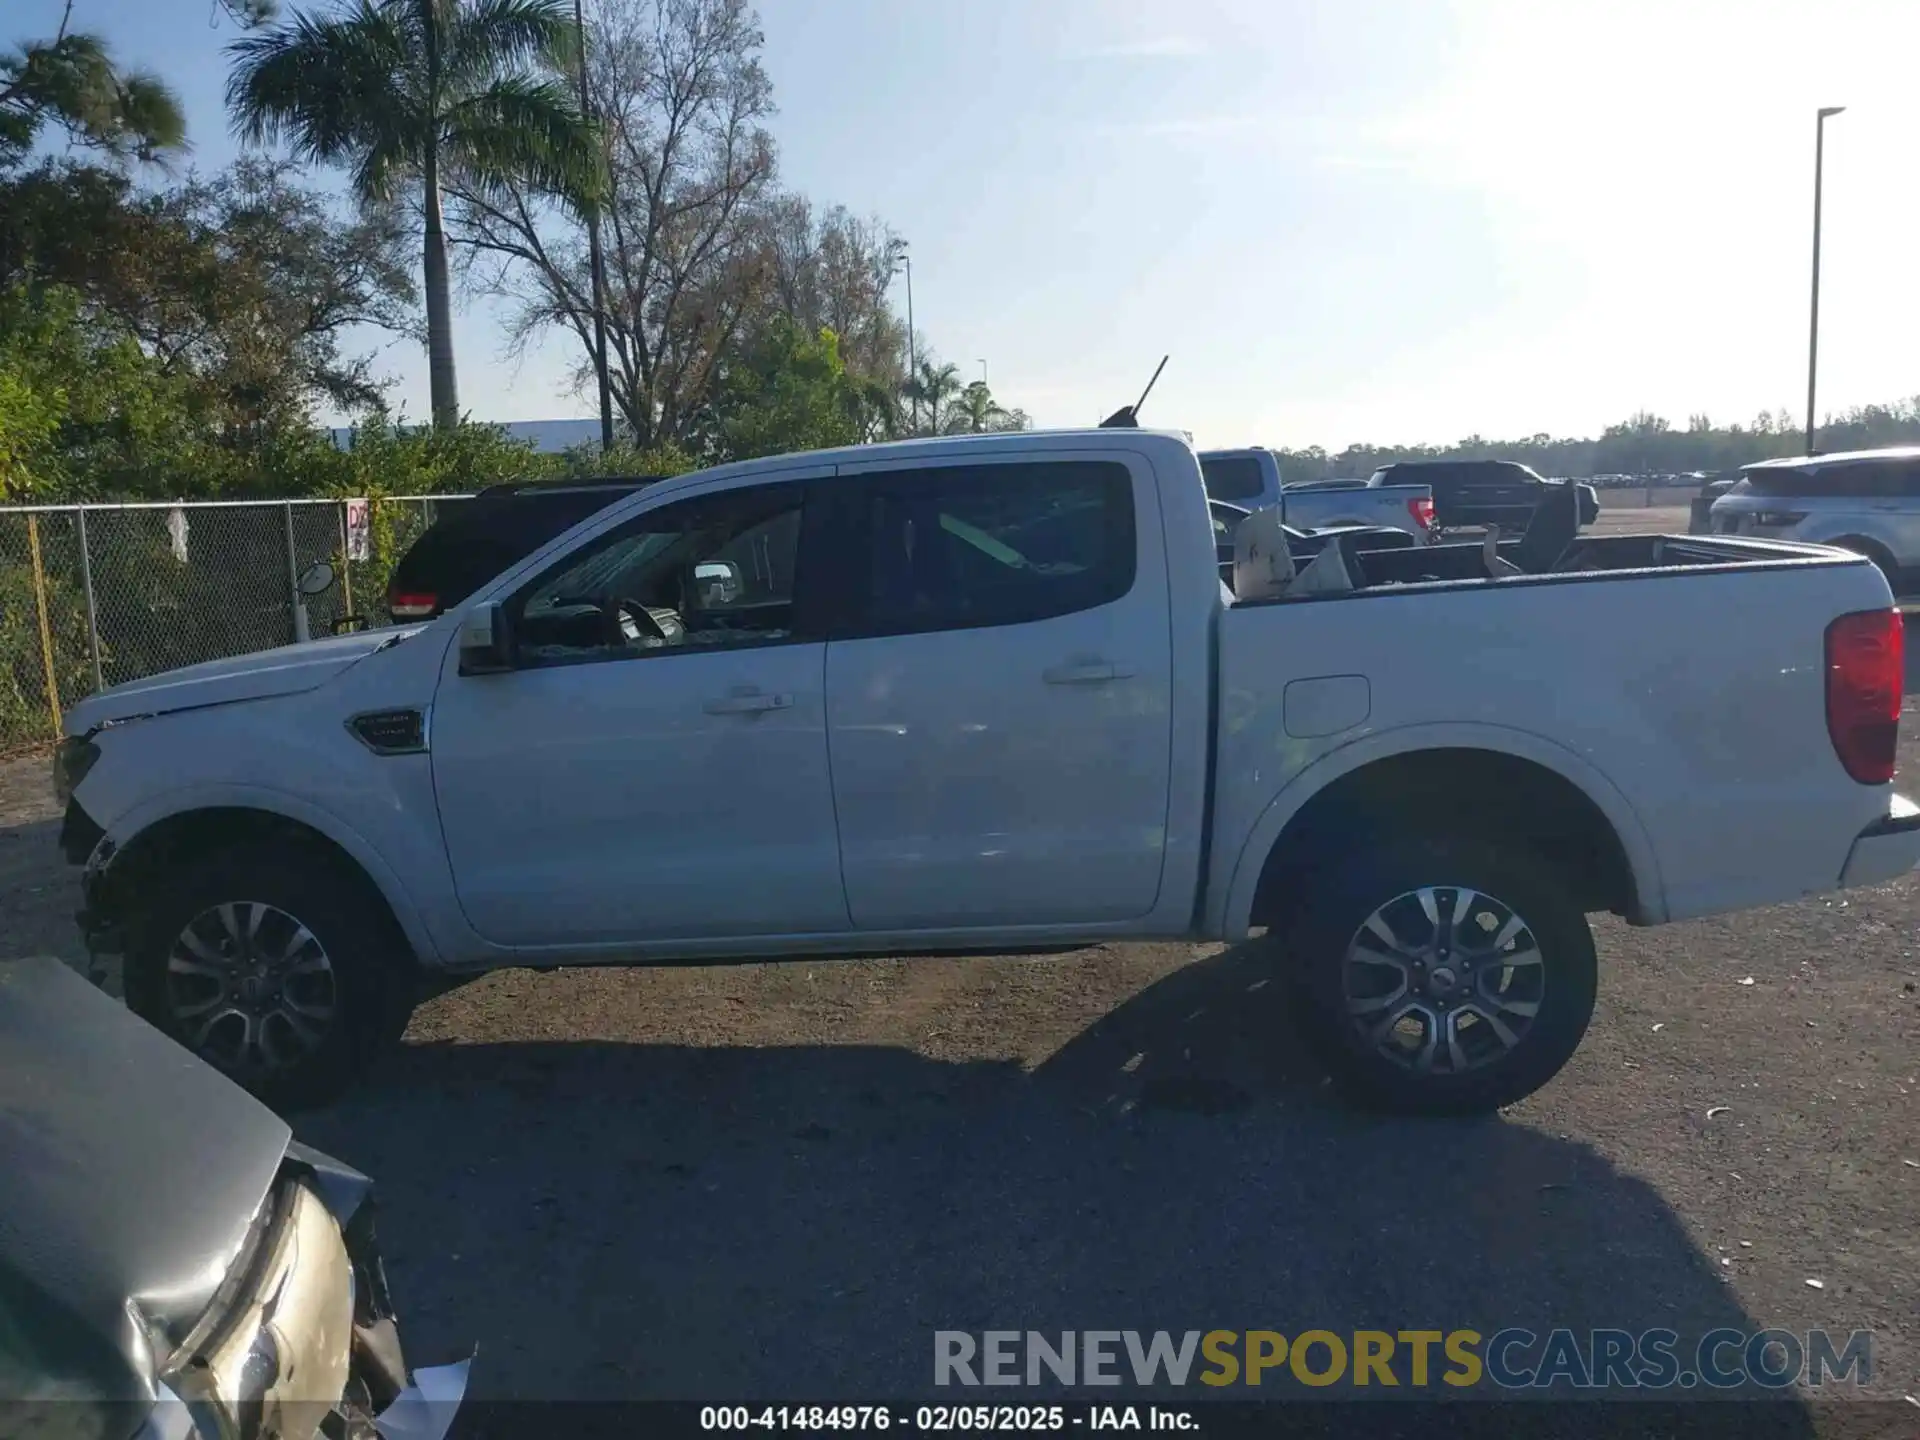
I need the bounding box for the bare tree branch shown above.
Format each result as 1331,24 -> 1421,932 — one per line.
445,0 -> 775,444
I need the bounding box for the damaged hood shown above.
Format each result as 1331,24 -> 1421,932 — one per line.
0,958 -> 291,1410
66,626 -> 424,732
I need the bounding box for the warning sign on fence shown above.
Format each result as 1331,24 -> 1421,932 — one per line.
346,498 -> 370,561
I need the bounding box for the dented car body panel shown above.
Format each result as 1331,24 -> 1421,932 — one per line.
0,958 -> 442,1438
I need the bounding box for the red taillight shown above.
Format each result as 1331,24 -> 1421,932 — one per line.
1408,495 -> 1436,533
388,590 -> 439,619
1825,608 -> 1903,784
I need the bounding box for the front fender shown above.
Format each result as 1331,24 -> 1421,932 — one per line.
100,783 -> 447,968
1208,721 -> 1668,938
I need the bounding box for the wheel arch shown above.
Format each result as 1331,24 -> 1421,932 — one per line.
1216,726 -> 1666,937
1822,534 -> 1900,588
100,790 -> 436,966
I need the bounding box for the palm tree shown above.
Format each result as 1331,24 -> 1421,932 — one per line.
902,359 -> 962,437
945,379 -> 1011,435
226,0 -> 600,429
2,8 -> 186,166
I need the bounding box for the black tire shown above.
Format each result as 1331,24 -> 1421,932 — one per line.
124,844 -> 417,1111
1285,836 -> 1597,1116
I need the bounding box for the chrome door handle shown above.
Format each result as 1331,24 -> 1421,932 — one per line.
1043,660 -> 1134,685
703,689 -> 793,714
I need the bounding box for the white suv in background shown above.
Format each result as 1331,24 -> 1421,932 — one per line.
1709,446 -> 1920,598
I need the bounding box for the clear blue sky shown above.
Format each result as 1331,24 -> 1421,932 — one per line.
21,0 -> 1920,450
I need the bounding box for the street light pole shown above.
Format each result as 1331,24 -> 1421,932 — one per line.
977,358 -> 988,388
575,0 -> 614,452
901,246 -> 917,432
1806,105 -> 1845,457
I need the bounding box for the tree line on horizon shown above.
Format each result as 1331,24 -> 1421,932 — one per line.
1274,402 -> 1920,485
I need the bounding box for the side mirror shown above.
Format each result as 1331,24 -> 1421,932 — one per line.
458,602 -> 515,675
296,561 -> 336,597
690,560 -> 741,606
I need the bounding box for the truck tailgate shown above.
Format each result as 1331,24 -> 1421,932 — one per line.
1282,484 -> 1431,540
1209,546 -> 1906,928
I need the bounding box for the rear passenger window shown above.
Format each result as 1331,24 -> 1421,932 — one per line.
1791,463 -> 1911,497
852,461 -> 1136,636
1851,461 -> 1920,498
1201,456 -> 1266,502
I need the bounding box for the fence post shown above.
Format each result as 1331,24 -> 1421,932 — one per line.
76,506 -> 103,692
337,501 -> 354,618
25,514 -> 63,738
283,501 -> 305,644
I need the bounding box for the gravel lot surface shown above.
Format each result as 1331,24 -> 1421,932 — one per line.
1588,503 -> 1692,535
2,498 -> 1914,1433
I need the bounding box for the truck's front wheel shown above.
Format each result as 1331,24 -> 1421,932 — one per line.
124,846 -> 416,1112
1286,838 -> 1596,1115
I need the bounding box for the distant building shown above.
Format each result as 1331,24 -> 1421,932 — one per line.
329,418 -> 603,454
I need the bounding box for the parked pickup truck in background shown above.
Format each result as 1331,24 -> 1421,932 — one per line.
1368,459 -> 1600,533
56,430 -> 1918,1117
1707,446 -> 1920,598
1200,446 -> 1435,542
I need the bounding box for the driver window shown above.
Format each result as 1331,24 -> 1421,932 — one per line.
513,483 -> 806,666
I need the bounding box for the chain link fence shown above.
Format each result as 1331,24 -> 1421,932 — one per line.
0,495 -> 472,755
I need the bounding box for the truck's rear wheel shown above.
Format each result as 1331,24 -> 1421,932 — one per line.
124,846 -> 416,1111
1286,837 -> 1596,1115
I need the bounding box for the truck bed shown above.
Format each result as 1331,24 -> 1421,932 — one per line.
1240,531 -> 1846,598
1211,532 -> 1894,931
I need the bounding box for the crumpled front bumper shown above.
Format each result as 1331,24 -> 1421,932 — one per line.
64,797 -> 127,986
163,1176 -> 358,1437
136,1146 -> 469,1440
1838,793 -> 1920,889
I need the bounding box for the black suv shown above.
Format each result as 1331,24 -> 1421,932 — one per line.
1367,460 -> 1599,532
385,477 -> 657,621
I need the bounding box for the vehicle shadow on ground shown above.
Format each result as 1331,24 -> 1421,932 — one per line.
298,942 -> 1811,1431
0,816 -> 87,971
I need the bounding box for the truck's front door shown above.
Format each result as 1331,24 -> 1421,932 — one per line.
822,452 -> 1174,929
430,471 -> 850,948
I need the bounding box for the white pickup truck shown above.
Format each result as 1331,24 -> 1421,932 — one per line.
55,429 -> 1920,1116
1200,446 -> 1435,540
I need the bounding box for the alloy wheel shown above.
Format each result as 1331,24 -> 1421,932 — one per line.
1340,885 -> 1546,1075
164,901 -> 338,1076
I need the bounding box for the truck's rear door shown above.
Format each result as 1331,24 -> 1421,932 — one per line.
822,450 -> 1174,929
